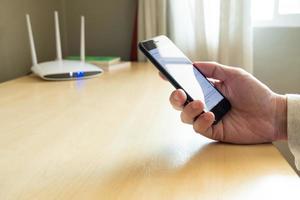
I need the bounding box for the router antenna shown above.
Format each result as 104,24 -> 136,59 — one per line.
54,11 -> 62,60
80,16 -> 85,62
26,14 -> 38,66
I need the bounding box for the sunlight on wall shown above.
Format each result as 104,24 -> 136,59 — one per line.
279,0 -> 300,14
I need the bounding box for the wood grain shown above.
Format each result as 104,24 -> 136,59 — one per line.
0,62 -> 299,200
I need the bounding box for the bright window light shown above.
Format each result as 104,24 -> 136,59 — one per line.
252,0 -> 275,21
279,0 -> 300,14
252,0 -> 300,27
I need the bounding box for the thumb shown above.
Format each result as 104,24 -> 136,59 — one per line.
193,62 -> 236,81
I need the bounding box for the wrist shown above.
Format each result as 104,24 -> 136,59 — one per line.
274,94 -> 287,140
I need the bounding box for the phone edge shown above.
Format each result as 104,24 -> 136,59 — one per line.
138,39 -> 231,124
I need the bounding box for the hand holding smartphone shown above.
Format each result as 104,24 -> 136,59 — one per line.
138,35 -> 231,124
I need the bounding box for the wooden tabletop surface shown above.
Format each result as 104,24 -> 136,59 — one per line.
0,62 -> 299,200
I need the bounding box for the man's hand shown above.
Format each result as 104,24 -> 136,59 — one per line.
164,62 -> 287,144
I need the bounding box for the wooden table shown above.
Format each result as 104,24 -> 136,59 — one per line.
0,62 -> 299,200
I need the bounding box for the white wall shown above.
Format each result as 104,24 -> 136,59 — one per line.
254,27 -> 300,94
253,27 -> 300,175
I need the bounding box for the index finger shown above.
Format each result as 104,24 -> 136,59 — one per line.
169,89 -> 187,111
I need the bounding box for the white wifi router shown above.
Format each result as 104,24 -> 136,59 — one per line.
26,11 -> 103,81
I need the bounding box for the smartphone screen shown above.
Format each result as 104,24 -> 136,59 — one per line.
146,38 -> 224,111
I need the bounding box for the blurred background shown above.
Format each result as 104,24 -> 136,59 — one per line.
0,0 -> 299,173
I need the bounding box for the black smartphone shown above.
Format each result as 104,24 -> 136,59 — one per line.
138,35 -> 231,124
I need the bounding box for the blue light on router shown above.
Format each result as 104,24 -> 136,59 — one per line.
74,71 -> 84,78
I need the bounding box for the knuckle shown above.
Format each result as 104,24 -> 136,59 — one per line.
211,131 -> 220,141
210,127 -> 223,141
211,61 -> 219,66
180,112 -> 186,123
181,112 -> 194,124
234,67 -> 247,75
193,121 -> 202,133
235,68 -> 243,74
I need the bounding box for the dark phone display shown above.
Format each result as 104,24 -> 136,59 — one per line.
148,38 -> 224,111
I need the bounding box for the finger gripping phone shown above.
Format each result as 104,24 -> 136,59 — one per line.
138,35 -> 231,124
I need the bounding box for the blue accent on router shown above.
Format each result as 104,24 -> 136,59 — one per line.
74,71 -> 85,78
